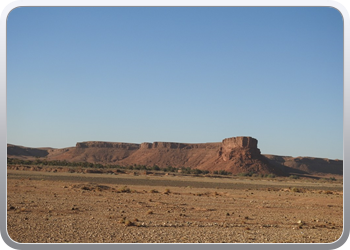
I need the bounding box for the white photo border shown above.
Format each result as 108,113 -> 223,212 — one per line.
1,1 -> 348,250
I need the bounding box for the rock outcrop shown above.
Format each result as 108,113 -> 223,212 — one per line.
218,137 -> 260,161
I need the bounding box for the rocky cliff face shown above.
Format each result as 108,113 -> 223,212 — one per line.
202,136 -> 285,175
76,141 -> 140,150
222,137 -> 258,148
140,142 -> 221,150
219,137 -> 261,161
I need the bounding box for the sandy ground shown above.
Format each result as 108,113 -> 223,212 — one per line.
7,170 -> 343,243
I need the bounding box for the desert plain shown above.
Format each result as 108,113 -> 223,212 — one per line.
7,169 -> 343,244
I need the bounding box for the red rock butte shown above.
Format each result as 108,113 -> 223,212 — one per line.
222,137 -> 258,149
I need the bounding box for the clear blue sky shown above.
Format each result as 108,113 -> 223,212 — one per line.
7,7 -> 343,160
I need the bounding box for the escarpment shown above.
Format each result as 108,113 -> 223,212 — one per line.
91,136 -> 282,175
7,136 -> 342,177
5,137 -> 282,175
76,141 -> 140,150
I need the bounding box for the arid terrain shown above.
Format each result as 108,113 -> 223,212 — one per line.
7,136 -> 343,243
7,169 -> 343,243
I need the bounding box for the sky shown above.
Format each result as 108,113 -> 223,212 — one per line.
6,7 -> 343,160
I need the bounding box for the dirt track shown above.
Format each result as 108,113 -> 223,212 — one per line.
7,170 -> 343,243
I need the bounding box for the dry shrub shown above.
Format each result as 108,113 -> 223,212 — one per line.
118,217 -> 136,226
71,183 -> 111,192
124,220 -> 134,227
117,186 -> 131,193
291,187 -> 300,193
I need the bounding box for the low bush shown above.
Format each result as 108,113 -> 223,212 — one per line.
289,175 -> 300,179
117,186 -> 131,193
291,187 -> 300,192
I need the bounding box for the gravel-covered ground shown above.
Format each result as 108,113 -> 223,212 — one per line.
7,170 -> 343,243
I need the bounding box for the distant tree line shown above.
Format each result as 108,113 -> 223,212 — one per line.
7,158 -> 212,175
7,158 -> 280,178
